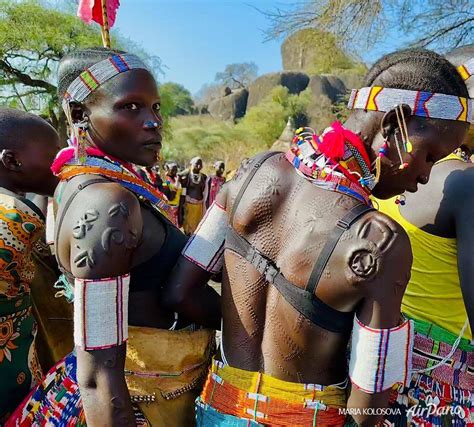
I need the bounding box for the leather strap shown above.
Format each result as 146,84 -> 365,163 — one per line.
226,226 -> 354,334
230,151 -> 281,225
305,203 -> 375,294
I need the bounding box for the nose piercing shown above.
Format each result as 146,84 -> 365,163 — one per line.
144,121 -> 158,129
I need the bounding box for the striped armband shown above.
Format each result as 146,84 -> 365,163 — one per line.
74,274 -> 129,350
182,201 -> 227,273
349,316 -> 414,393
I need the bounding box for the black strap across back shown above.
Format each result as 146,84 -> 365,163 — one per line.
226,151 -> 375,335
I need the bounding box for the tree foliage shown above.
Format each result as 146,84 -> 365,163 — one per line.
263,0 -> 473,52
215,62 -> 259,89
281,28 -> 366,74
236,86 -> 312,146
159,82 -> 194,116
0,0 -> 163,135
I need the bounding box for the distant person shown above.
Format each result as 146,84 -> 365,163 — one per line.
205,160 -> 226,209
179,157 -> 207,235
0,109 -> 59,422
379,45 -> 474,426
163,162 -> 182,226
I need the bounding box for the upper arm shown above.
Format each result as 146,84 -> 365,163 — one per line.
68,183 -> 142,279
445,167 -> 474,328
356,212 -> 412,329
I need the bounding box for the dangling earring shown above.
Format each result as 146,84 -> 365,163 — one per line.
395,106 -> 412,170
394,131 -> 408,170
72,117 -> 89,164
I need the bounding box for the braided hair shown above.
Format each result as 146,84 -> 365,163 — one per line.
364,48 -> 468,98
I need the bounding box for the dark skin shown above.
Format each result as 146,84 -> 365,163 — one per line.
163,164 -> 178,201
178,159 -> 207,227
0,122 -> 60,197
205,162 -> 226,208
399,127 -> 474,336
165,106 -> 468,426
56,69 -> 220,426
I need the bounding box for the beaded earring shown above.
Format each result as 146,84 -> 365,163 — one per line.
72,118 -> 90,164
395,194 -> 406,206
394,105 -> 412,170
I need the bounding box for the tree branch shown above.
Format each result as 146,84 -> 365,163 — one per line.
0,59 -> 56,92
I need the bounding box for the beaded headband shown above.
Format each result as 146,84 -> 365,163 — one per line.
347,86 -> 472,123
457,58 -> 474,82
62,53 -> 149,111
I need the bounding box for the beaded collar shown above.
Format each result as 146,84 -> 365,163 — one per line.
53,148 -> 174,223
286,122 -> 373,206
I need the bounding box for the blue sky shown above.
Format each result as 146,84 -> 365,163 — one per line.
70,0 -> 411,95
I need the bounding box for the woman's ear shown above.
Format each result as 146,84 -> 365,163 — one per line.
0,149 -> 22,172
69,101 -> 88,124
380,104 -> 412,138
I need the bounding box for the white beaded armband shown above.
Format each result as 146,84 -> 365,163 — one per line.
74,274 -> 129,350
349,316 -> 414,393
182,201 -> 227,273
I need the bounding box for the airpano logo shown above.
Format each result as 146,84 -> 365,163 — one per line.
406,395 -> 468,420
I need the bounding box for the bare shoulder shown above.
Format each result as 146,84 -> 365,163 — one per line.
443,163 -> 474,201
348,209 -> 412,294
64,180 -> 143,279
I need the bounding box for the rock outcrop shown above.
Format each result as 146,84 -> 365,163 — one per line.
208,88 -> 249,123
246,71 -> 310,110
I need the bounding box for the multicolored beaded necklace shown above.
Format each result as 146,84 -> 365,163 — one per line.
51,146 -> 174,223
286,122 -> 374,206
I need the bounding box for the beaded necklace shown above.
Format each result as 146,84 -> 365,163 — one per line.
55,150 -> 174,223
286,122 -> 374,206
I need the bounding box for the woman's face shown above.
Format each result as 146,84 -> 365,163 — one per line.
83,69 -> 163,167
373,118 -> 469,199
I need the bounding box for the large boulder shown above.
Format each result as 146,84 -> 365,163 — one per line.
308,74 -> 347,104
247,71 -> 310,110
208,88 -> 249,123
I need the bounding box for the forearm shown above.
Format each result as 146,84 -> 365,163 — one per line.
77,347 -> 135,426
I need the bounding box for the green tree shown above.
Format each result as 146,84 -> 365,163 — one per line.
237,85 -> 313,146
0,0 -> 163,135
159,82 -> 194,116
281,28 -> 366,75
215,62 -> 259,89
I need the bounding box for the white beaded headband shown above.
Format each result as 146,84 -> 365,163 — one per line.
457,58 -> 474,82
347,86 -> 472,123
62,53 -> 149,112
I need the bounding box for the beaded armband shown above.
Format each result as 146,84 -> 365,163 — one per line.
74,274 -> 129,350
182,201 -> 227,273
349,316 -> 414,393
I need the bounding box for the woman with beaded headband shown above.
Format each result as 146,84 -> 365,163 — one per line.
7,48 -> 220,427
204,160 -> 226,209
377,45 -> 474,426
160,48 -> 471,427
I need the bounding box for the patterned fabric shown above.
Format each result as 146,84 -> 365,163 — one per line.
197,360 -> 348,426
62,54 -> 148,108
8,327 -> 216,426
0,194 -> 45,298
457,58 -> 474,81
74,275 -> 129,350
349,316 -> 414,393
348,86 -> 472,123
0,295 -> 42,422
183,202 -> 226,273
384,321 -> 474,426
0,191 -> 45,421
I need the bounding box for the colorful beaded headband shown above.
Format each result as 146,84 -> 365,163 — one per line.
348,86 -> 472,123
457,58 -> 474,82
62,53 -> 148,110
